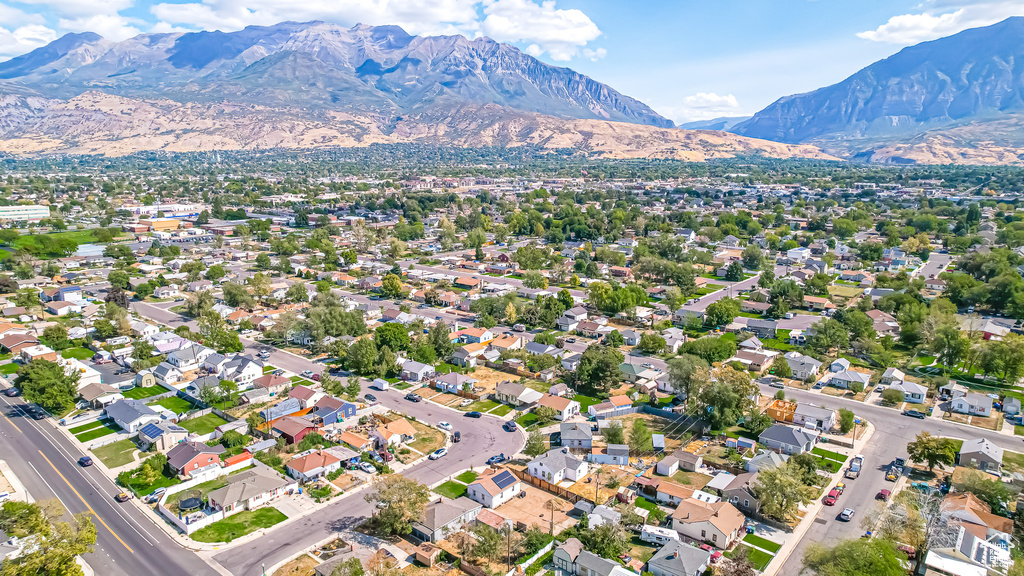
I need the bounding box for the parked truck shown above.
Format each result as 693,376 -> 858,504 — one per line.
846,454 -> 864,479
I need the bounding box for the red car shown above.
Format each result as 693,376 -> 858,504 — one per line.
876,489 -> 891,501
823,489 -> 840,506
312,373 -> 321,382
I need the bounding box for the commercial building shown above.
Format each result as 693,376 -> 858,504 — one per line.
139,218 -> 181,232
0,205 -> 50,222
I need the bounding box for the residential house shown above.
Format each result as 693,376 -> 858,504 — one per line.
747,451 -> 788,474
646,539 -> 711,576
286,449 -> 343,482
537,394 -> 580,421
138,421 -> 189,452
452,343 -> 488,367
880,368 -> 907,386
745,319 -> 778,339
410,497 -> 482,543
208,466 -> 296,516
433,372 -> 477,395
758,424 -> 818,455
715,472 -> 762,514
166,344 -> 214,372
670,497 -> 744,549
166,441 -> 225,475
401,361 -> 435,382
288,385 -> 325,409
940,492 -> 1013,550
829,368 -> 871,390
272,416 -> 317,445
45,301 -> 81,316
782,352 -> 822,381
730,350 -> 776,374
793,404 -> 837,432
252,373 -> 291,396
561,353 -> 582,371
310,397 -> 357,426
952,393 -> 994,417
890,380 -> 927,404
20,344 -> 57,362
655,481 -> 695,506
553,539 -> 626,576
104,399 -> 161,434
588,444 -> 630,466
528,448 -> 589,483
466,468 -> 521,508
957,438 -> 1004,473
560,423 -> 593,450
494,381 -> 543,407
373,418 -> 417,448
525,341 -> 560,357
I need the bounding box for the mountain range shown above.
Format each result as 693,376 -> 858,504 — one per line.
733,17 -> 1024,165
0,21 -> 837,161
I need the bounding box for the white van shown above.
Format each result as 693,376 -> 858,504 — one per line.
640,525 -> 679,545
372,378 -> 390,391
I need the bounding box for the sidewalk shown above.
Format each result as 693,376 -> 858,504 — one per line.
760,420 -> 876,576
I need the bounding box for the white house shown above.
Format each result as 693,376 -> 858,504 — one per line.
286,450 -> 343,482
528,448 -> 588,483
167,343 -> 214,372
670,498 -> 745,549
466,469 -> 521,508
951,393 -> 993,417
787,247 -> 811,262
537,394 -> 580,421
152,362 -> 184,386
829,369 -> 870,390
104,399 -> 161,434
890,381 -> 927,404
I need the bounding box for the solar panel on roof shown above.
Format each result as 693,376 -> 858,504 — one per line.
492,470 -> 517,490
140,423 -> 163,438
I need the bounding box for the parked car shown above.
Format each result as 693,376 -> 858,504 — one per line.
144,487 -> 167,503
405,393 -> 422,403
465,411 -> 482,418
358,462 -> 377,474
312,373 -> 321,382
114,492 -> 131,502
301,370 -> 315,379
834,482 -> 846,495
428,448 -> 448,460
503,421 -> 517,432
78,456 -> 93,467
378,451 -> 394,462
823,489 -> 840,506
3,388 -> 18,397
437,421 -> 453,432
902,410 -> 926,419
839,508 -> 856,521
364,394 -> 377,403
452,431 -> 461,443
487,454 -> 506,465
459,399 -> 473,407
885,467 -> 900,482
876,489 -> 891,501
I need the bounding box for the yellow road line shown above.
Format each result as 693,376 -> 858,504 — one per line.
0,408 -> 21,433
38,450 -> 134,554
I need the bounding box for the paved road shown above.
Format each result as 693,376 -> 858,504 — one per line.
914,253 -> 953,280
0,394 -> 216,576
764,383 -> 1017,574
130,301 -> 525,576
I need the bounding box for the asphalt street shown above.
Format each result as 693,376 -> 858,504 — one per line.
764,382 -> 1019,574
0,393 -> 217,576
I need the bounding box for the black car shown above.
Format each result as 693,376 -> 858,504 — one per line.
3,388 -> 18,397
78,456 -> 93,467
465,411 -> 482,418
405,393 -> 422,403
902,410 -> 926,419
364,394 -> 377,403
29,408 -> 45,420
503,421 -> 517,432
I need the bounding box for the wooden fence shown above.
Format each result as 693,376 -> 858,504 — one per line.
508,468 -> 591,506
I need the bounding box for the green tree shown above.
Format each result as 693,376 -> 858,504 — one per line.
724,261 -> 744,281
637,333 -> 666,354
906,432 -> 957,471
255,252 -> 272,270
522,271 -> 548,289
802,538 -> 906,576
956,468 -> 1011,513
524,431 -> 546,457
285,282 -> 309,303
667,354 -> 710,401
741,245 -> 763,270
705,297 -> 741,327
41,325 -> 69,350
108,270 -> 129,290
375,323 -> 410,352
604,421 -> 624,444
628,419 -> 652,454
605,330 -> 625,347
566,345 -> 624,395
363,475 -> 431,536
205,264 -> 226,281
380,274 -> 403,298
880,388 -> 904,406
753,461 -> 817,522
773,357 -> 791,379
534,405 -> 558,426
16,360 -> 79,414
838,408 -> 855,434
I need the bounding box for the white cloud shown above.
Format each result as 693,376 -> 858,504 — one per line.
58,14 -> 142,40
582,47 -> 606,61
0,24 -> 58,57
662,92 -> 742,122
858,1 -> 1024,44
148,0 -> 603,61
478,0 -> 601,60
16,0 -> 134,19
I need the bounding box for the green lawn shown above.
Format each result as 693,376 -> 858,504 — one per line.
180,413 -> 229,435
455,471 -> 478,484
262,365 -> 278,374
123,385 -> 167,400
743,534 -> 782,554
121,468 -> 179,497
69,420 -> 105,434
811,447 -> 847,463
634,498 -> 658,513
572,395 -> 601,412
1015,425 -> 1024,437
490,404 -> 513,417
165,476 -> 229,513
15,229 -> 120,252
1002,450 -> 1024,472
516,413 -> 539,428
433,481 -> 468,499
737,545 -> 774,571
190,508 -> 287,543
61,347 -> 93,360
461,399 -> 499,413
0,363 -> 20,375
91,439 -> 138,468
151,396 -> 197,414
74,421 -> 122,442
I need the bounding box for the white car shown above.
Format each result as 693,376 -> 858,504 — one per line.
358,462 -> 377,474
428,448 -> 448,460
437,421 -> 453,432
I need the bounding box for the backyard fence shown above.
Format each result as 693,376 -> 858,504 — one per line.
508,468 -> 591,506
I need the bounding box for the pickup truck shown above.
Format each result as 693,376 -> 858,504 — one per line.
846,454 -> 864,479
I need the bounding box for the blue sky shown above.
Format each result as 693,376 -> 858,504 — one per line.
0,0 -> 1020,123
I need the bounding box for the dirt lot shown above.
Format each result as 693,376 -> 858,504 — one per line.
272,554 -> 318,576
969,413 -> 1003,430
494,484 -> 576,534
407,421 -> 445,458
608,412 -> 688,453
944,412 -> 971,425
330,473 -> 363,493
467,366 -> 515,394
424,390 -> 465,408
564,465 -> 638,503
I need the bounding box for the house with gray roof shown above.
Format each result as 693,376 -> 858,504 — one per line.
782,352 -> 822,381
207,466 -> 297,517
410,497 -> 482,543
745,319 -> 778,339
957,438 -> 1004,473
646,539 -> 711,576
559,423 -> 593,450
758,424 -> 818,455
528,448 -> 588,483
793,404 -> 837,431
104,399 -> 161,434
747,451 -> 788,473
